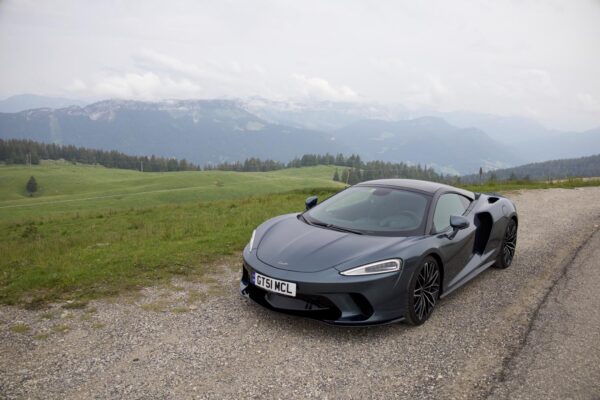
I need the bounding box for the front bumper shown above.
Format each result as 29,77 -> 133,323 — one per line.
240,251 -> 409,326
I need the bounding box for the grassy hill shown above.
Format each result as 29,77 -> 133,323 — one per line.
0,161 -> 343,220
0,162 -> 344,306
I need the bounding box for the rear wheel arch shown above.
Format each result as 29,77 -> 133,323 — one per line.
506,214 -> 518,234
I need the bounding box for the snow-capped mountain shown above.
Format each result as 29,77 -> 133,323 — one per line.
0,99 -> 347,165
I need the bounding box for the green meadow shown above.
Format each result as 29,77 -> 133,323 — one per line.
0,162 -> 343,306
1,161 -> 599,307
0,161 -> 343,220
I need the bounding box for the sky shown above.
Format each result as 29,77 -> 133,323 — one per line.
1,0 -> 599,131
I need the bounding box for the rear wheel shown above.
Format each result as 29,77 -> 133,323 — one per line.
405,256 -> 441,325
495,219 -> 517,269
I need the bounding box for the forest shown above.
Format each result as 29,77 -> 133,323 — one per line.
0,139 -> 201,172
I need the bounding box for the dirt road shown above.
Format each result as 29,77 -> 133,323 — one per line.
2,187 -> 600,399
488,226 -> 600,399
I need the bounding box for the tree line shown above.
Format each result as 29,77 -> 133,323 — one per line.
333,160 -> 443,185
208,153 -> 444,184
1,139 -> 447,184
0,139 -> 201,172
204,153 -> 365,172
462,153 -> 600,183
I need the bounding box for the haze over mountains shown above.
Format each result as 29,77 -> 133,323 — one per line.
0,95 -> 599,175
0,94 -> 86,113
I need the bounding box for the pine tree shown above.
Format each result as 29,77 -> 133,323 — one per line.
333,169 -> 340,182
26,176 -> 38,196
341,169 -> 350,185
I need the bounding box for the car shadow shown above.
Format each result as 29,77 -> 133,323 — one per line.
239,296 -> 408,341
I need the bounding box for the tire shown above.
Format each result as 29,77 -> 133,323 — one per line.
405,256 -> 441,325
494,218 -> 517,269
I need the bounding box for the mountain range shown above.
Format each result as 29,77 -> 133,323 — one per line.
0,99 -> 346,166
0,96 -> 599,175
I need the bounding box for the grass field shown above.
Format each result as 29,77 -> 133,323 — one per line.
2,162 -> 599,307
0,162 -> 344,306
0,161 -> 343,220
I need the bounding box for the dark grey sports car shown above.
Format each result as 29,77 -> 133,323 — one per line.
240,179 -> 518,326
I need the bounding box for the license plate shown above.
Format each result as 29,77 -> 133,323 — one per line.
252,272 -> 296,297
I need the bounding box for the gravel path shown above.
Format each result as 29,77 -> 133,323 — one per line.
488,225 -> 600,399
2,187 -> 600,399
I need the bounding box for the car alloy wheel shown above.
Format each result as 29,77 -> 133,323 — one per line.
495,219 -> 517,269
407,256 -> 440,325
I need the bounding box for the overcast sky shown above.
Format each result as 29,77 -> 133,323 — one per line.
1,0 -> 599,130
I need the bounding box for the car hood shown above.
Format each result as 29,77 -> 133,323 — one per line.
256,214 -> 409,272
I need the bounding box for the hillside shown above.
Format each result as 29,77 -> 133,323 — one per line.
463,153 -> 600,182
0,138 -> 202,172
332,117 -> 521,174
516,128 -> 600,162
0,162 -> 343,220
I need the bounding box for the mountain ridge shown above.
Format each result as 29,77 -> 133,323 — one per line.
0,99 -> 346,165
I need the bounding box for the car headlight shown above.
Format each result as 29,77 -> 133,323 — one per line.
248,230 -> 256,252
340,259 -> 402,276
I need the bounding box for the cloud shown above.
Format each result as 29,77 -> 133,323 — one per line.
292,74 -> 359,101
135,48 -> 233,84
71,72 -> 202,100
515,69 -> 559,98
67,49 -> 268,100
577,93 -> 600,113
66,79 -> 87,92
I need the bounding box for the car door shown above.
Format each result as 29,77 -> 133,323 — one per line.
431,192 -> 476,288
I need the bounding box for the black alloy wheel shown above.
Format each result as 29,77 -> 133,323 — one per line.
495,219 -> 517,269
406,256 -> 441,325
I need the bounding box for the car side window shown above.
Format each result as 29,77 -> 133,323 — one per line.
433,193 -> 471,232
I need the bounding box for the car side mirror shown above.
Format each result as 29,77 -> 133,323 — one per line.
305,196 -> 318,210
450,215 -> 469,230
445,215 -> 469,239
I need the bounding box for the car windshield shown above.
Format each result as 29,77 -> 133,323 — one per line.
305,186 -> 430,236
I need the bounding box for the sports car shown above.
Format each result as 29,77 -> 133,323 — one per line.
240,179 -> 518,326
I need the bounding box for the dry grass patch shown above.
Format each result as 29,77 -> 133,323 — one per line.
51,324 -> 70,333
10,323 -> 30,334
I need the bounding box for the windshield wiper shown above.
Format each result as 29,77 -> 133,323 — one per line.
298,213 -> 310,224
310,221 -> 364,235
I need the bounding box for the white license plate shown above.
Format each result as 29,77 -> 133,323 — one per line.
252,272 -> 296,297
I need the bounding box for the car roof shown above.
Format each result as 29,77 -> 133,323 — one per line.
356,179 -> 474,199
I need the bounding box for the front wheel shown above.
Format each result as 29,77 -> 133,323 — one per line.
405,256 -> 441,325
494,218 -> 517,269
